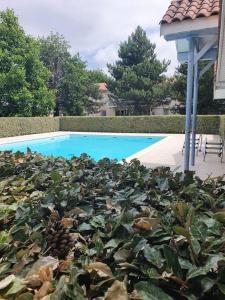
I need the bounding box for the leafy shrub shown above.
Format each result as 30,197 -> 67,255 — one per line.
60,115 -> 220,134
0,152 -> 225,299
0,117 -> 60,137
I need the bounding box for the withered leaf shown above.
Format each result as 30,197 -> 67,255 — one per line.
85,262 -> 113,278
104,280 -> 128,300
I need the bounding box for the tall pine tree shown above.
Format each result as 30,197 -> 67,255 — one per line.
108,26 -> 169,115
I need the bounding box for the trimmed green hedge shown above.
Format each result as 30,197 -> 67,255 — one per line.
60,115 -> 220,134
220,115 -> 225,139
0,117 -> 60,138
0,115 -> 223,138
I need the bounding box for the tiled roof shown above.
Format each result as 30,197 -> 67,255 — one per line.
98,83 -> 108,92
161,0 -> 220,24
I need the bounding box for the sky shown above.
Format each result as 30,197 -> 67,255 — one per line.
0,0 -> 178,76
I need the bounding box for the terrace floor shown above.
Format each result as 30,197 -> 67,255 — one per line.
0,132 -> 224,179
126,133 -> 225,179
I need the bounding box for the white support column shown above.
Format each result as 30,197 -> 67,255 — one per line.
184,38 -> 195,172
191,62 -> 199,166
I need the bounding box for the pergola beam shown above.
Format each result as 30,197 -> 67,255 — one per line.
177,48 -> 217,63
194,36 -> 217,64
163,28 -> 218,41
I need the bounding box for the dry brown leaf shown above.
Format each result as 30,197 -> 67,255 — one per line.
104,280 -> 128,300
50,210 -> 60,221
70,232 -> 86,243
28,243 -> 42,255
25,257 -> 59,288
34,281 -> 53,300
59,259 -> 73,272
12,257 -> 32,274
70,207 -> 85,216
134,217 -> 160,231
13,243 -> 41,274
38,266 -> 53,282
60,218 -> 74,228
106,199 -> 121,214
85,262 -> 113,278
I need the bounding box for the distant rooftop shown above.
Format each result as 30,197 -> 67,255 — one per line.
97,83 -> 108,92
161,0 -> 220,24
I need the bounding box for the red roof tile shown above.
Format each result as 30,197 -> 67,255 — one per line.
161,0 -> 220,24
97,83 -> 108,92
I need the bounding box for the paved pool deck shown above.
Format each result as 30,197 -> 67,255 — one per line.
0,131 -> 224,179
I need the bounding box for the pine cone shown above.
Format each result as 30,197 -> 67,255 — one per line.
45,221 -> 74,259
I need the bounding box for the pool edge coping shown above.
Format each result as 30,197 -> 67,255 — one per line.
0,131 -> 170,161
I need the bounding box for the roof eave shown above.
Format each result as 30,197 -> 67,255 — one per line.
160,15 -> 219,41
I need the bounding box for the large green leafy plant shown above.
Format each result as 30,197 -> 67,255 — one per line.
0,151 -> 225,299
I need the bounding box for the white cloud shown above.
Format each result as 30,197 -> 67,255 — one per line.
149,33 -> 178,76
0,0 -> 177,75
92,44 -> 119,72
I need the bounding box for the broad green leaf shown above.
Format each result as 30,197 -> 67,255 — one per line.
190,238 -> 201,255
191,220 -> 208,241
0,275 -> 15,290
144,245 -> 164,269
173,226 -> 191,239
214,212 -> 225,223
217,283 -> 225,295
163,245 -> 183,278
178,258 -> 193,270
0,231 -> 9,244
17,292 -> 34,300
77,223 -> 93,231
114,248 -> 131,263
131,236 -> 147,253
50,170 -> 62,183
187,266 -> 209,280
104,239 -> 122,249
201,277 -> 215,293
146,268 -> 161,279
135,281 -> 173,300
5,277 -> 25,296
0,262 -> 11,275
206,254 -> 225,270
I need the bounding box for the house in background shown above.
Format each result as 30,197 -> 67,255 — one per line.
88,83 -> 116,116
152,98 -> 182,115
89,83 -> 181,116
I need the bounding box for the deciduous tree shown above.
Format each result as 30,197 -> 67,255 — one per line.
39,33 -> 100,115
0,9 -> 55,117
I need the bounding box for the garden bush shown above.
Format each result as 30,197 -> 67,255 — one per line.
0,117 -> 60,138
60,115 -> 220,134
0,152 -> 225,299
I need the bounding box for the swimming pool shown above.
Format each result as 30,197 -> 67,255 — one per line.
0,134 -> 164,161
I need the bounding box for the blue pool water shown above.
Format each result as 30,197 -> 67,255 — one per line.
0,134 -> 164,161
